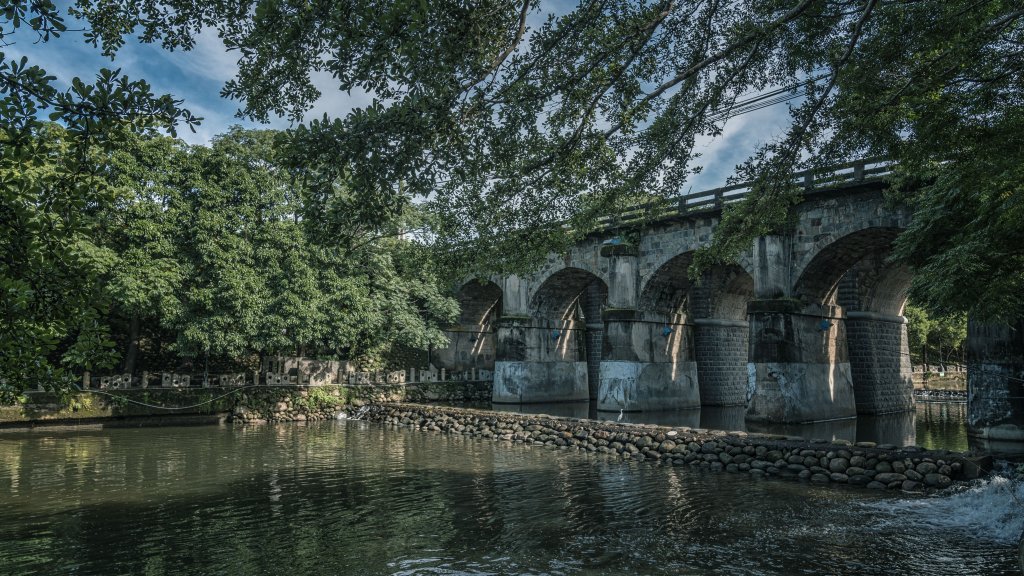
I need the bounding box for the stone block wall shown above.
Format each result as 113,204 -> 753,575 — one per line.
694,320 -> 749,406
583,281 -> 605,401
967,319 -> 1024,456
845,314 -> 913,414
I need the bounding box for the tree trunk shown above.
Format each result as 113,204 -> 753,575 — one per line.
122,314 -> 141,375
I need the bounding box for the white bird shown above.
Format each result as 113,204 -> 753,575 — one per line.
617,409 -> 624,422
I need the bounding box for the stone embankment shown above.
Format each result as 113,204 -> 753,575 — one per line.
228,383 -> 489,423
361,403 -> 987,492
230,388 -> 347,424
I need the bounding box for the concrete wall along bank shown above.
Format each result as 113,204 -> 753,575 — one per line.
361,403 -> 987,492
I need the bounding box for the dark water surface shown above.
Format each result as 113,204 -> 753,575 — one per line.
496,401 -> 971,452
0,416 -> 1019,576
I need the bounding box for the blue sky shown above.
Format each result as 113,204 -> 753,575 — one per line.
4,7 -> 795,192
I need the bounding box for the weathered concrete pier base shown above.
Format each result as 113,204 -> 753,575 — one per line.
493,360 -> 589,403
745,300 -> 856,423
597,312 -> 700,412
597,359 -> 699,412
967,319 -> 1024,456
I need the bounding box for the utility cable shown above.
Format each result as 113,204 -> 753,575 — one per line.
72,383 -> 262,411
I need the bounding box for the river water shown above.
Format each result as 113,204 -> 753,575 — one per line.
0,403 -> 1021,575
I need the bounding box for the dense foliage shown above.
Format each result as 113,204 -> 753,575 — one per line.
98,128 -> 456,371
2,0 -> 199,395
46,0 -> 1022,317
904,304 -> 967,369
4,1 -> 1022,393
0,124 -> 457,399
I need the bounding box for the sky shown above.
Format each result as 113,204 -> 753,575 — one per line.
4,5 -> 796,192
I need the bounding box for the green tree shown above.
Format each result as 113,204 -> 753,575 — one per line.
95,127 -> 458,374
905,304 -> 967,369
62,0 -> 1024,318
1,1 -> 198,398
89,131 -> 188,373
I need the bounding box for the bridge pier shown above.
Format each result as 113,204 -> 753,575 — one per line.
492,315 -> 589,404
694,318 -> 749,406
597,312 -> 700,412
844,311 -> 914,414
967,319 -> 1024,456
597,244 -> 699,412
745,300 -> 856,423
492,274 -> 593,404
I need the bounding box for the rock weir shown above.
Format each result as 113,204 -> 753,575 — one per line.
359,403 -> 988,492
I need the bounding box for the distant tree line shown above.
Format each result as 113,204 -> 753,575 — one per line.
905,304 -> 966,371
1,124 -> 457,400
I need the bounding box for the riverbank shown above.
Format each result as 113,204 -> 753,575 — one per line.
0,382 -> 488,428
359,403 -> 991,493
3,417 -> 1017,575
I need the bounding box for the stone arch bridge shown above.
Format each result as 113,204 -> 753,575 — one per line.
433,160 -> 1022,452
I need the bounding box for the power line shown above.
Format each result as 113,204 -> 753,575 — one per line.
72,384 -> 258,411
704,74 -> 827,123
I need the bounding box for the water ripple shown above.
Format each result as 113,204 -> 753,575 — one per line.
0,420 -> 1017,575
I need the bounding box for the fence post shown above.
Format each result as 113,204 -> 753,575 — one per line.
853,160 -> 865,181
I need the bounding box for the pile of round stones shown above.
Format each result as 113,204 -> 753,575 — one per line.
364,403 -> 973,492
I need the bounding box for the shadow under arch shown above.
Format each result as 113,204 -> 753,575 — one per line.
794,226 -> 916,417
433,279 -> 503,374
793,226 -> 904,306
493,267 -> 606,404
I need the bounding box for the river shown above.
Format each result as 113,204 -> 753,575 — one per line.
0,402 -> 1020,575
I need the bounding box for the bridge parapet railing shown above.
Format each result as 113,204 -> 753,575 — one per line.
596,157 -> 894,230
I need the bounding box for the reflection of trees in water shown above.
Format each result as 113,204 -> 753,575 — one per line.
914,402 -> 968,452
0,418 -> 1015,575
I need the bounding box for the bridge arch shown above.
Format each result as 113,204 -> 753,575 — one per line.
531,267 -> 608,322
638,251 -> 695,321
634,252 -> 756,408
531,267 -> 608,401
492,267 -> 606,404
433,279 -> 502,373
793,226 -> 905,306
793,227 -> 915,416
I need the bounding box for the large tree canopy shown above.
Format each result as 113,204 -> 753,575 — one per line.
3,0 -> 1023,396
0,123 -> 458,399
2,0 -> 200,394
51,0 -> 1021,317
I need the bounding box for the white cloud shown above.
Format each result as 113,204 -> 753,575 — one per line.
303,69 -> 378,121
685,103 -> 795,193
153,28 -> 240,84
